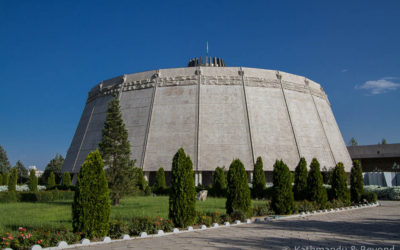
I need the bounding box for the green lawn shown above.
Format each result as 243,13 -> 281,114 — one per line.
0,196 -> 267,234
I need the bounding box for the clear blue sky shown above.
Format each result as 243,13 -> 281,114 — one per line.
1,0 -> 399,169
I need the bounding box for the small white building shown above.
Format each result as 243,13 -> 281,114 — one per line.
29,166 -> 44,177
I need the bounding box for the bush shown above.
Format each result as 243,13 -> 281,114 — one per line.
72,150 -> 111,238
271,160 -> 295,215
168,148 -> 196,227
330,162 -> 350,206
293,157 -> 308,201
8,167 -> 18,192
144,185 -> 152,196
307,158 -> 327,209
0,173 -> 2,185
47,172 -> 56,189
212,167 -> 227,197
294,200 -> 318,213
326,199 -> 345,209
134,168 -> 147,191
252,203 -> 273,216
108,220 -> 129,238
226,159 -> 251,216
252,157 -> 266,199
350,160 -> 364,203
29,169 -> 38,192
230,210 -> 247,221
62,172 -> 71,187
0,190 -> 19,202
361,191 -> 377,203
154,168 -> 166,193
196,212 -> 213,226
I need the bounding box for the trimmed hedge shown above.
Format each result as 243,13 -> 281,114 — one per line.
212,167 -> 227,197
0,190 -> 74,203
153,167 -> 166,193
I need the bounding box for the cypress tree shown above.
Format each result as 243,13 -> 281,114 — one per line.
0,145 -> 12,174
252,156 -> 266,199
307,158 -> 327,209
154,167 -> 166,193
331,162 -> 350,205
99,97 -> 135,205
168,148 -> 196,227
3,171 -> 9,186
134,167 -> 147,191
293,157 -> 308,201
213,166 -> 226,197
350,160 -> 364,203
62,171 -> 72,187
72,150 -> 111,238
29,169 -> 38,192
40,154 -> 64,185
48,172 -> 56,189
8,167 -> 18,192
0,173 -> 2,185
271,160 -> 295,215
15,160 -> 28,184
226,159 -> 251,216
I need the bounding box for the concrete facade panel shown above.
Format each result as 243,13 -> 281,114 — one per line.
144,85 -> 197,171
284,89 -> 335,169
246,87 -> 299,170
198,85 -> 253,171
314,96 -> 352,171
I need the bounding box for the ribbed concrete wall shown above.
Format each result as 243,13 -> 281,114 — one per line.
62,66 -> 352,177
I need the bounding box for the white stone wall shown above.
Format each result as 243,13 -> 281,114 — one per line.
62,66 -> 352,175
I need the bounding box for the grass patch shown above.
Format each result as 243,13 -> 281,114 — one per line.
0,196 -> 268,234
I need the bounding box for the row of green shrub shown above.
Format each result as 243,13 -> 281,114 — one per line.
0,190 -> 74,203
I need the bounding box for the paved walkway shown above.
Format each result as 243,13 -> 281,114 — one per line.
76,201 -> 400,250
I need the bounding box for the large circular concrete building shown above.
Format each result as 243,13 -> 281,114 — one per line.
62,57 -> 352,185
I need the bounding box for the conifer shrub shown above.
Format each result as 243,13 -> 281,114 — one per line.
252,156 -> 266,199
293,157 -> 308,201
212,166 -> 226,197
3,171 -> 9,186
134,167 -> 147,191
8,168 -> 18,192
307,158 -> 327,209
29,169 -> 38,192
331,162 -> 350,206
154,167 -> 166,193
47,172 -> 56,189
168,148 -> 196,227
72,150 -> 111,238
0,173 -> 2,185
226,159 -> 251,216
350,160 -> 364,203
62,171 -> 71,187
271,160 -> 294,215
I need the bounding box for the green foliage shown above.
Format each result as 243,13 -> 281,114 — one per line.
29,169 -> 38,192
212,166 -> 226,197
362,191 -> 377,203
307,158 -> 327,209
134,167 -> 147,191
271,160 -> 294,215
252,156 -> 266,199
40,154 -> 64,185
350,160 -> 364,203
154,167 -> 166,193
226,159 -> 251,216
14,160 -> 28,184
330,162 -> 350,206
3,171 -> 9,186
47,172 -> 56,189
72,150 -> 111,238
8,167 -> 18,192
0,173 -> 2,185
348,137 -> 358,146
0,145 -> 12,174
99,98 -> 135,205
62,171 -> 71,187
293,157 -> 308,201
168,148 -> 196,227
